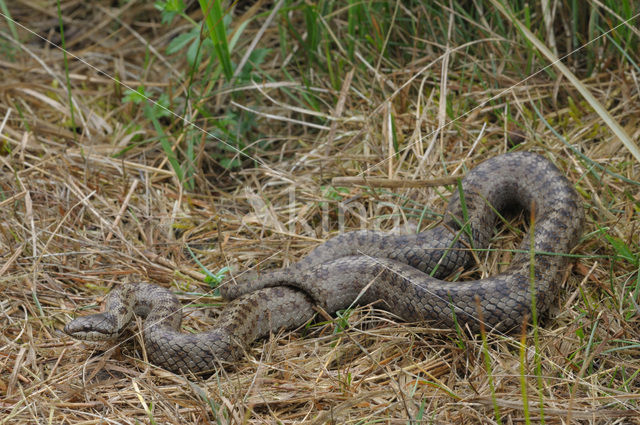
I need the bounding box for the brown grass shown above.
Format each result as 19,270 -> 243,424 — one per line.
1,1 -> 640,424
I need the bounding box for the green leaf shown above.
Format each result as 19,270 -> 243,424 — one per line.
604,233 -> 638,266
166,28 -> 198,55
187,37 -> 213,67
154,0 -> 186,24
122,86 -> 147,104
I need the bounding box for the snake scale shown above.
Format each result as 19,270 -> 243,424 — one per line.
64,152 -> 584,374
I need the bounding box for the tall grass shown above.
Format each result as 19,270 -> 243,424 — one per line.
131,1 -> 639,190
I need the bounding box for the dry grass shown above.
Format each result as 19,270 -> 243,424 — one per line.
1,1 -> 640,424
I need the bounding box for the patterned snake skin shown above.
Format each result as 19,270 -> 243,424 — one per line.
64,152 -> 584,374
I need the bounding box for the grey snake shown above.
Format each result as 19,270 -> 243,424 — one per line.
64,151 -> 584,374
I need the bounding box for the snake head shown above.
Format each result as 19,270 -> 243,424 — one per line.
63,312 -> 121,341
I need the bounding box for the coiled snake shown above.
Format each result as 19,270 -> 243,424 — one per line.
64,152 -> 584,374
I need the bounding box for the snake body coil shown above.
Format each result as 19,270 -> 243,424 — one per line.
64,152 -> 584,374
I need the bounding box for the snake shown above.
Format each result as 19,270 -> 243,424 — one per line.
64,151 -> 584,375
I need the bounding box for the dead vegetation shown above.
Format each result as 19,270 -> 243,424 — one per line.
1,1 -> 640,423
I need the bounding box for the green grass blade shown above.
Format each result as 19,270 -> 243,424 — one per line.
519,327 -> 531,425
56,0 -> 76,133
198,0 -> 233,81
529,204 -> 545,424
0,0 -> 18,42
147,106 -> 185,186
